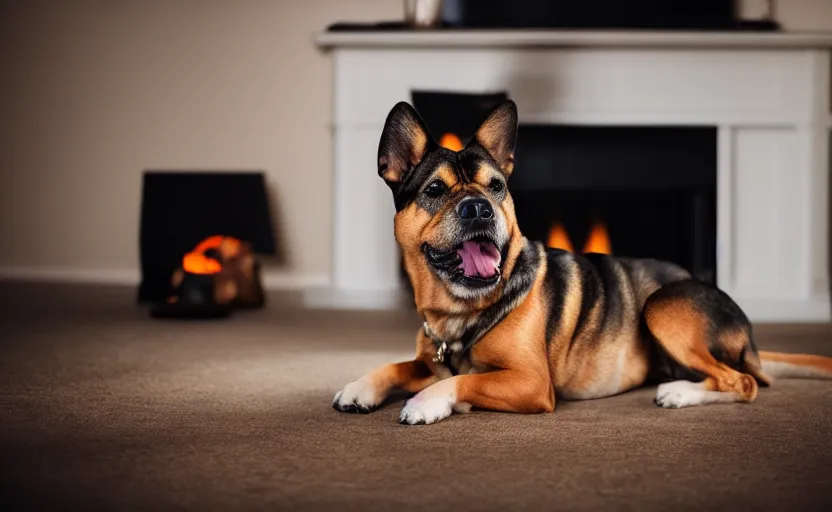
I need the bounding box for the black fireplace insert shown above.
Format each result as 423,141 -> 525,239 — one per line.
512,125 -> 717,282
405,91 -> 717,284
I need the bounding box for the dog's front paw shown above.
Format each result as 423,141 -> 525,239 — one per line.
398,385 -> 457,425
332,378 -> 382,414
654,380 -> 705,409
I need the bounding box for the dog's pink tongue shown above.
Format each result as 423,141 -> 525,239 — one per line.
457,241 -> 501,278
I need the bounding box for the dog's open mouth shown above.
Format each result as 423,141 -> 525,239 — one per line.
457,240 -> 501,279
423,237 -> 503,288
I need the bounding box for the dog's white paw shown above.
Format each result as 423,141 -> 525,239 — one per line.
655,379 -> 742,409
332,377 -> 382,414
654,380 -> 707,409
398,382 -> 460,425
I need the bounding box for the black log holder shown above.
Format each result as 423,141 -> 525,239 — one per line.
149,271 -> 232,319
148,235 -> 266,320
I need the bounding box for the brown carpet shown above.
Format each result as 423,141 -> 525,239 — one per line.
1,282 -> 831,511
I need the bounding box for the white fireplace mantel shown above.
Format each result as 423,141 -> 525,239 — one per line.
314,30 -> 832,322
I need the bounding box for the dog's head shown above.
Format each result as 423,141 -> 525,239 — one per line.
377,100 -> 521,303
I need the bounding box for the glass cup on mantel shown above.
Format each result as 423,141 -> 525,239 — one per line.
404,0 -> 443,29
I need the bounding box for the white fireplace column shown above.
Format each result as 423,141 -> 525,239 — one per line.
314,31 -> 832,322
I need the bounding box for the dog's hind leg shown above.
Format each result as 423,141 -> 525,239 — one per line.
643,281 -> 760,409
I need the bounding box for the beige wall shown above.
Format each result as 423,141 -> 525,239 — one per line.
0,0 -> 398,285
0,0 -> 829,285
740,0 -> 832,30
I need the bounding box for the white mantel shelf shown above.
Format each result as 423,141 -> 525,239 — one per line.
315,30 -> 832,50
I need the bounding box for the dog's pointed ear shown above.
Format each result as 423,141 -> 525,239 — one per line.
471,100 -> 518,177
377,102 -> 433,190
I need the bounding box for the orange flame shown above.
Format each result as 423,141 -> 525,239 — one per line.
547,223 -> 575,252
582,221 -> 612,255
181,235 -> 243,275
182,252 -> 222,274
439,133 -> 464,152
546,221 -> 612,255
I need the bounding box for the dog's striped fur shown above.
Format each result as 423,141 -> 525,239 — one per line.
333,100 -> 832,424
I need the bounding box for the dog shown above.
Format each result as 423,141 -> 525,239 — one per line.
333,100 -> 832,425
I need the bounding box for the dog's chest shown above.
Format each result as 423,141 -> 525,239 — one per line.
436,315 -> 473,340
434,348 -> 488,379
424,315 -> 487,378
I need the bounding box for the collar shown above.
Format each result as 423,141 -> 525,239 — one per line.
422,322 -> 450,364
423,321 -> 475,367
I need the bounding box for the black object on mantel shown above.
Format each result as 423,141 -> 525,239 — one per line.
327,22 -> 450,32
326,0 -> 779,32
454,0 -> 740,30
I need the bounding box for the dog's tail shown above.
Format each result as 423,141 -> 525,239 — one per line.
756,351 -> 832,381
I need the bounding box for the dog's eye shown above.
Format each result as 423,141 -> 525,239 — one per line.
424,181 -> 446,199
489,178 -> 504,193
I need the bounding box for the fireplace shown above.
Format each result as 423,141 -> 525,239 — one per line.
316,32 -> 832,321
411,92 -> 717,283
138,171 -> 277,309
512,124 -> 716,282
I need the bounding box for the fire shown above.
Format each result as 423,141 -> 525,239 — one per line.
546,221 -> 612,255
439,133 -> 464,151
547,223 -> 575,252
181,235 -> 243,274
582,221 -> 612,255
182,252 -> 222,274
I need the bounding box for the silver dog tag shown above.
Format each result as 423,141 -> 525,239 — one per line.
433,341 -> 448,364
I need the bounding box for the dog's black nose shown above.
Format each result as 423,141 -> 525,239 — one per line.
457,198 -> 493,221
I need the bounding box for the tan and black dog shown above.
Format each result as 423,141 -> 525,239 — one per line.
333,100 -> 832,425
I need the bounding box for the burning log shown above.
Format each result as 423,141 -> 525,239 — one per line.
150,236 -> 264,319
